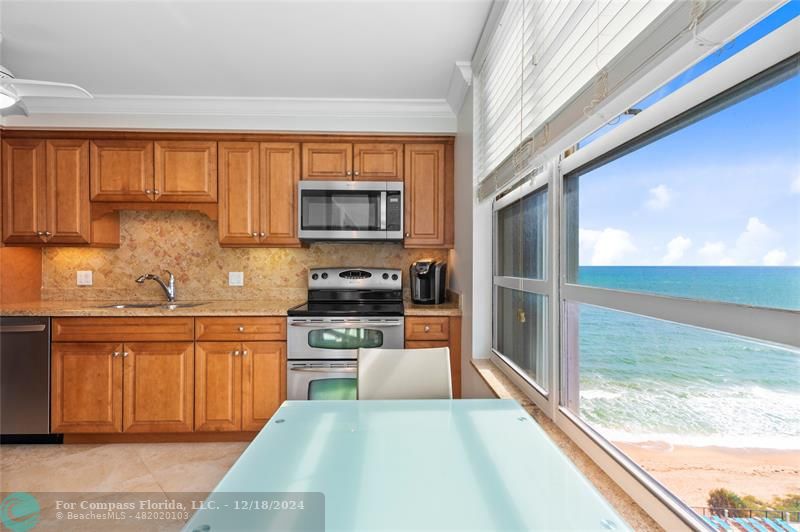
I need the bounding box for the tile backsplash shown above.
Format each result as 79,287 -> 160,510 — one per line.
41,211 -> 447,302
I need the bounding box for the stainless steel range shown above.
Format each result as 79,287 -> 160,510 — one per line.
286,267 -> 404,400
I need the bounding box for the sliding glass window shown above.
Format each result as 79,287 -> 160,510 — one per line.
560,55 -> 800,519
493,181 -> 550,394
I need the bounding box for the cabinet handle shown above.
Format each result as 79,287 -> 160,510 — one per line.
145,189 -> 152,194
153,189 -> 160,195
259,232 -> 266,237
123,351 -> 129,357
36,231 -> 44,236
112,351 -> 120,357
238,326 -> 245,332
354,171 -> 360,176
44,231 -> 52,237
424,325 -> 431,333
233,350 -> 240,356
405,232 -> 410,238
346,170 -> 352,176
251,232 -> 258,238
242,350 -> 248,356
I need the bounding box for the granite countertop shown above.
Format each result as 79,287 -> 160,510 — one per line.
0,299 -> 304,317
403,300 -> 462,316
0,299 -> 461,317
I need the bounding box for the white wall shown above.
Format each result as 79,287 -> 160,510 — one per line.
450,86 -> 493,398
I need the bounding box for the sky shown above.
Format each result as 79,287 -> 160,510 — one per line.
578,3 -> 800,267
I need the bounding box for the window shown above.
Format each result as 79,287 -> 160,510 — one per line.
561,57 -> 800,518
493,183 -> 549,393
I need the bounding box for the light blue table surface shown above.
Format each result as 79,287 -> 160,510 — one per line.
185,399 -> 630,532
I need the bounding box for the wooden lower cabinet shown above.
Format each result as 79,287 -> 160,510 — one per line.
123,342 -> 194,433
195,342 -> 241,432
51,342 -> 123,433
404,316 -> 461,398
195,341 -> 285,432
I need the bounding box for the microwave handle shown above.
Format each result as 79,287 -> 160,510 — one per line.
380,191 -> 387,230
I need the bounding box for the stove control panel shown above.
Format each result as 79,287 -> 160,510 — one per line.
308,267 -> 402,290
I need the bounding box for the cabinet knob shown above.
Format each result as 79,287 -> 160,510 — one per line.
112,351 -> 120,357
346,170 -> 352,176
123,351 -> 129,357
36,231 -> 44,236
153,189 -> 160,195
354,171 -> 360,176
44,231 -> 52,237
251,232 -> 258,238
242,350 -> 248,356
424,325 -> 431,333
405,232 -> 410,238
238,326 -> 245,332
145,189 -> 152,194
233,350 -> 240,356
259,232 -> 266,237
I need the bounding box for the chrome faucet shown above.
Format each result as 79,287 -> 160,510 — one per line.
135,271 -> 176,302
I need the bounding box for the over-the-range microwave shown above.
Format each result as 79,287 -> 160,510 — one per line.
298,180 -> 403,241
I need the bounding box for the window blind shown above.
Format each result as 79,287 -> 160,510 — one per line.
476,0 -> 701,199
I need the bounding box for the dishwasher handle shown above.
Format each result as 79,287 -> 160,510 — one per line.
0,324 -> 47,333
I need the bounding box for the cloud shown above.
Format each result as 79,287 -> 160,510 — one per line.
645,184 -> 672,210
580,228 -> 636,265
763,249 -> 787,266
699,241 -> 725,258
733,217 -> 779,265
663,236 -> 692,264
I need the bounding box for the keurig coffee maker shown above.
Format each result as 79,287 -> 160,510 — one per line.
410,259 -> 447,304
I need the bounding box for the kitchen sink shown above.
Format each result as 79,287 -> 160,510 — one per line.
95,302 -> 207,310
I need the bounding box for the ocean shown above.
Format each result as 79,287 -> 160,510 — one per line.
576,266 -> 800,450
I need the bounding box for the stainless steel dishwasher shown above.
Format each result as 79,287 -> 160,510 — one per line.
0,316 -> 58,442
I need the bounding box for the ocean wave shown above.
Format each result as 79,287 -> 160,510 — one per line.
598,427 -> 800,450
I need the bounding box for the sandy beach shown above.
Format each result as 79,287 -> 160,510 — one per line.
615,442 -> 800,508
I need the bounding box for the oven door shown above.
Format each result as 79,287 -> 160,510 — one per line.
287,317 -> 405,360
287,361 -> 358,400
298,180 -> 402,240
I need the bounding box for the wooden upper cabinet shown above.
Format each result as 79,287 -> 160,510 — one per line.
195,342 -> 242,432
2,139 -> 46,243
90,140 -> 154,201
46,140 -> 91,244
123,342 -> 194,433
301,143 -> 352,180
218,142 -> 260,245
51,342 -> 123,433
260,143 -> 300,246
404,143 -> 447,247
242,341 -> 285,431
353,143 -> 403,181
154,140 -> 217,202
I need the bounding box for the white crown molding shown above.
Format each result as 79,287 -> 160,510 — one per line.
3,95 -> 457,133
446,61 -> 473,115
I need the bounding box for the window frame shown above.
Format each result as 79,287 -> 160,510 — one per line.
484,15 -> 800,532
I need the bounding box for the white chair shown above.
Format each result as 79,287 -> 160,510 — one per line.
357,347 -> 452,400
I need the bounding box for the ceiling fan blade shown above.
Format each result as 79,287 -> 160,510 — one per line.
0,100 -> 29,117
2,79 -> 92,99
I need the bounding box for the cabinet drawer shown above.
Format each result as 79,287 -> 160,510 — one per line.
52,317 -> 194,342
195,317 -> 286,341
404,317 -> 449,341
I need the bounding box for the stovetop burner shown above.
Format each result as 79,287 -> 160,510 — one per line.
288,267 -> 404,318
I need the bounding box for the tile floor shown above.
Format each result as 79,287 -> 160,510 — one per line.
0,442 -> 248,494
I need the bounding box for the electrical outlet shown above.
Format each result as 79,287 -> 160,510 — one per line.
76,271 -> 93,286
228,272 -> 244,287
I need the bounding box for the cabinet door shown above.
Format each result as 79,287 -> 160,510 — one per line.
51,342 -> 123,433
404,144 -> 446,247
353,143 -> 403,181
218,142 -> 260,245
123,342 -> 194,433
2,139 -> 46,243
46,140 -> 91,244
241,342 -> 285,431
301,143 -> 352,180
195,342 -> 242,431
260,143 -> 301,246
154,140 -> 217,202
90,140 -> 154,201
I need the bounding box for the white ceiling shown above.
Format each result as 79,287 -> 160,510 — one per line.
0,0 -> 490,100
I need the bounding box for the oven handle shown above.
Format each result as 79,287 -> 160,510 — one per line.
289,322 -> 402,328
380,191 -> 387,230
289,367 -> 358,373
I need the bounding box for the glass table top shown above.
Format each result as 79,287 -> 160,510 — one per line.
185,399 -> 630,532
